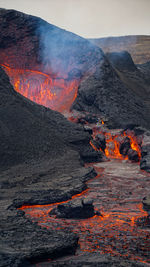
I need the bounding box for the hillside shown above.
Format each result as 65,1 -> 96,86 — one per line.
106,51 -> 150,100
89,35 -> 150,64
0,9 -> 149,129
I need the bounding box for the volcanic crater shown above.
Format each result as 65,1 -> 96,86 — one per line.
0,8 -> 150,267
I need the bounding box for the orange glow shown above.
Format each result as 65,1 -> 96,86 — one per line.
104,132 -> 128,160
1,64 -> 79,112
19,188 -> 89,210
124,132 -> 141,158
89,140 -> 99,152
91,129 -> 141,161
19,162 -> 150,264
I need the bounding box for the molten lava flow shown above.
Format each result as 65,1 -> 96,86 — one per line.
20,162 -> 150,264
124,131 -> 141,158
91,128 -> 141,161
19,189 -> 89,211
1,64 -> 79,112
104,132 -> 127,160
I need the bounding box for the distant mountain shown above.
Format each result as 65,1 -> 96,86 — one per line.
89,35 -> 150,64
106,51 -> 150,100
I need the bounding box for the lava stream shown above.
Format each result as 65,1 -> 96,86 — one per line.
19,161 -> 150,264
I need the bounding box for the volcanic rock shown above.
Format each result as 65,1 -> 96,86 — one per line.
0,9 -> 150,129
79,145 -> 103,163
49,199 -> 95,219
140,132 -> 150,172
72,58 -> 150,129
83,125 -> 93,134
0,66 -> 101,169
106,51 -> 150,101
92,134 -> 106,152
0,209 -> 78,266
0,8 -> 104,80
50,252 -> 149,267
127,149 -> 139,162
138,61 -> 150,78
119,136 -> 131,155
142,196 -> 150,216
0,67 -> 98,265
83,114 -> 99,124
140,153 -> 150,172
106,51 -> 137,72
0,8 -> 107,114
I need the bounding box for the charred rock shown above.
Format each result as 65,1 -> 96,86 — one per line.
49,198 -> 96,219
127,148 -> 139,162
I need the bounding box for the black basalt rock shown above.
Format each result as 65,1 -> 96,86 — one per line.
80,145 -> 103,163
95,134 -> 106,152
140,134 -> 150,172
127,148 -> 139,162
119,136 -> 131,156
49,199 -> 96,219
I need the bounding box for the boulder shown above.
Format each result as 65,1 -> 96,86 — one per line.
142,196 -> 150,216
49,199 -> 97,219
93,134 -> 106,152
127,149 -> 139,162
83,125 -> 93,135
140,154 -> 150,172
80,145 -> 103,163
119,136 -> 131,156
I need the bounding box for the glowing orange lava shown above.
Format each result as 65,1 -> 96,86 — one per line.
19,189 -> 89,211
124,131 -> 141,158
20,162 -> 150,264
91,128 -> 141,161
1,64 -> 79,112
104,132 -> 128,160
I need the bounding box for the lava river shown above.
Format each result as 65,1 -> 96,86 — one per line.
20,159 -> 150,265
6,62 -> 149,264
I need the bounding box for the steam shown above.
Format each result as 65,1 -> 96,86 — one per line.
36,20 -> 103,79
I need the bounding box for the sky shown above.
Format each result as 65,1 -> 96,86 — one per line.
0,0 -> 150,38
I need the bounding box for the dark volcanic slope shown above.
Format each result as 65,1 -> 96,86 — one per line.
89,35 -> 150,64
72,58 -> 150,129
0,8 -> 104,78
106,51 -> 137,72
0,67 -> 97,266
106,51 -> 150,100
0,66 -> 93,169
0,9 -> 149,129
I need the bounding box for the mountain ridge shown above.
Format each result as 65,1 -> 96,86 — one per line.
89,35 -> 150,64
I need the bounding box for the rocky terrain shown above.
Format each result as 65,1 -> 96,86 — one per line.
0,9 -> 150,128
0,8 -> 103,79
106,51 -> 150,99
0,64 -> 99,266
89,35 -> 150,64
72,56 -> 150,129
23,155 -> 150,267
50,253 -> 149,267
0,8 -> 150,267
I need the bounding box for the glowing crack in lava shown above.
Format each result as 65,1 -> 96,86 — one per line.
1,64 -> 79,112
20,162 -> 150,264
